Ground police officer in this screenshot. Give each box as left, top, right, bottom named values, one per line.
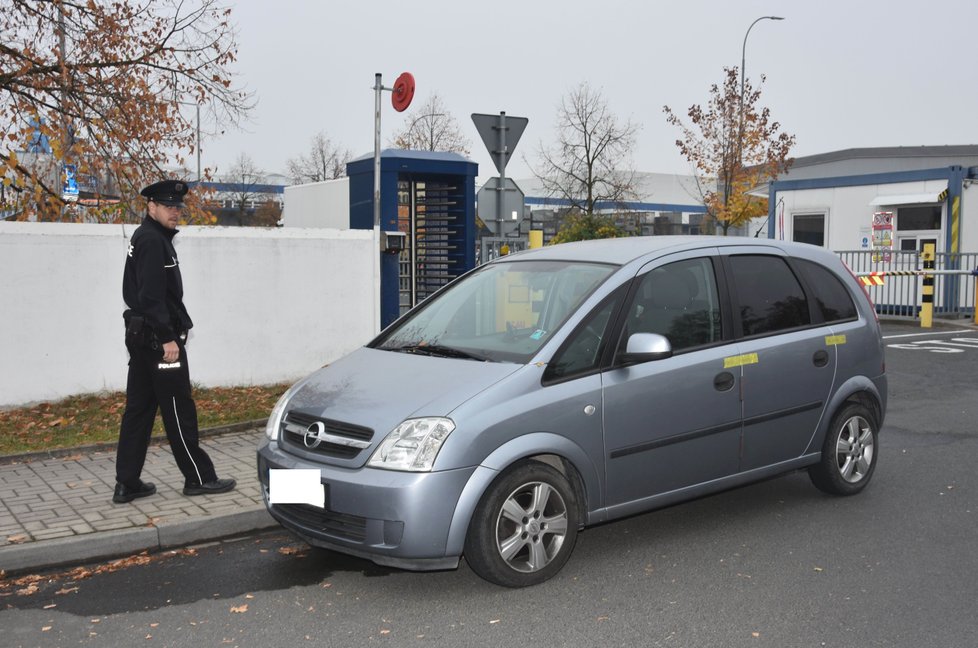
left=114, top=179, right=236, bottom=504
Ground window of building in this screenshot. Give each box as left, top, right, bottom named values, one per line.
left=728, top=255, right=811, bottom=336
left=897, top=205, right=941, bottom=231
left=792, top=213, right=826, bottom=247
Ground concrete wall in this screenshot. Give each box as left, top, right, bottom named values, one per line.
left=0, top=222, right=378, bottom=407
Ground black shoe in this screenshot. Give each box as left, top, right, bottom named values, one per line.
left=183, top=477, right=236, bottom=496
left=113, top=480, right=156, bottom=504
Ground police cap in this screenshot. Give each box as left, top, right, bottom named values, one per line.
left=140, top=179, right=188, bottom=206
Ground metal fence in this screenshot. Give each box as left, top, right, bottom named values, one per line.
left=837, top=250, right=978, bottom=320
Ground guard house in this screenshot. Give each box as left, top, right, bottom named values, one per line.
left=348, top=150, right=478, bottom=328
left=764, top=145, right=978, bottom=316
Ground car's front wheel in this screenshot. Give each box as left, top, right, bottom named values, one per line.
left=464, top=461, right=579, bottom=587
left=809, top=403, right=879, bottom=496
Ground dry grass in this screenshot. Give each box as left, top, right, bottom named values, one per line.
left=0, top=384, right=290, bottom=456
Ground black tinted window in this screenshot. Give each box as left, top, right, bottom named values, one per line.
left=794, top=259, right=857, bottom=323
left=729, top=255, right=810, bottom=336
left=622, top=257, right=722, bottom=352
left=546, top=291, right=622, bottom=382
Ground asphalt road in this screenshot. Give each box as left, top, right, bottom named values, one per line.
left=2, top=321, right=977, bottom=648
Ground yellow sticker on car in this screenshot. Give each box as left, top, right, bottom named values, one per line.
left=825, top=335, right=847, bottom=346
left=723, top=353, right=759, bottom=369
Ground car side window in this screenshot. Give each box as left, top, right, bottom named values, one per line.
left=621, top=257, right=723, bottom=353
left=794, top=259, right=857, bottom=323
left=729, top=255, right=811, bottom=336
left=545, top=291, right=622, bottom=382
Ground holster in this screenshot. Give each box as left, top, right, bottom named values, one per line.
left=125, top=315, right=158, bottom=349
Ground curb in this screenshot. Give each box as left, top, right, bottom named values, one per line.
left=0, top=506, right=279, bottom=575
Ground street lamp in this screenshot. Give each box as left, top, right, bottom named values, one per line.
left=175, top=100, right=201, bottom=182
left=738, top=16, right=784, bottom=162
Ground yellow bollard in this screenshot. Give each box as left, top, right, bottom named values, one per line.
left=920, top=243, right=935, bottom=328
left=529, top=230, right=543, bottom=249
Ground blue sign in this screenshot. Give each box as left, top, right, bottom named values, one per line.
left=62, top=164, right=79, bottom=201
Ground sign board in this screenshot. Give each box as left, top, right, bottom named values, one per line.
left=62, top=164, right=79, bottom=202
left=472, top=113, right=528, bottom=175
left=478, top=177, right=524, bottom=236
left=871, top=211, right=893, bottom=263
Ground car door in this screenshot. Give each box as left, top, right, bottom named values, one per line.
left=721, top=249, right=837, bottom=472
left=601, top=252, right=743, bottom=512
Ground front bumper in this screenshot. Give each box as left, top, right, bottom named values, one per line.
left=257, top=438, right=476, bottom=571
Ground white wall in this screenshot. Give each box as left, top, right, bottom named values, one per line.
left=776, top=179, right=952, bottom=251
left=0, top=222, right=378, bottom=407
left=282, top=178, right=350, bottom=228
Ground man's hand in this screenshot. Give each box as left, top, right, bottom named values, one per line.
left=162, top=341, right=180, bottom=363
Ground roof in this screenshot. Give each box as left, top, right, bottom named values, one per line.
left=496, top=235, right=826, bottom=266
left=791, top=145, right=978, bottom=168
left=349, top=149, right=475, bottom=164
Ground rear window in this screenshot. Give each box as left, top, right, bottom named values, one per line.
left=729, top=255, right=811, bottom=336
left=794, top=259, right=857, bottom=323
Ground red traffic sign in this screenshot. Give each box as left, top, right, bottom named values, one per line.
left=391, top=72, right=415, bottom=112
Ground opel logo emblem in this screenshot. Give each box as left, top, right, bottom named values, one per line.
left=304, top=421, right=325, bottom=448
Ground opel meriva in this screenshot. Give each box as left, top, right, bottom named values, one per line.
left=258, top=236, right=887, bottom=587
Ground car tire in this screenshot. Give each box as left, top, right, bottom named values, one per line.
left=464, top=461, right=579, bottom=588
left=809, top=403, right=879, bottom=496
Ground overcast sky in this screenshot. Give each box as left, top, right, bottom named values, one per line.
left=200, top=0, right=978, bottom=184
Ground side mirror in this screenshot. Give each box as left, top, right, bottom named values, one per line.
left=620, top=333, right=673, bottom=365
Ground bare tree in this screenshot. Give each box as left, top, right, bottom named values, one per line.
left=532, top=83, right=640, bottom=217
left=286, top=131, right=352, bottom=184
left=222, top=153, right=265, bottom=225
left=664, top=67, right=794, bottom=235
left=390, top=93, right=470, bottom=155
left=0, top=0, right=253, bottom=222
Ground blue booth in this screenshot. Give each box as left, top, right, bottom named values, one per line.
left=348, top=150, right=478, bottom=328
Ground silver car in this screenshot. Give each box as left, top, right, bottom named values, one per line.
left=258, top=236, right=887, bottom=587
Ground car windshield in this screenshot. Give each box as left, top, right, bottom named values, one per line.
left=372, top=260, right=616, bottom=363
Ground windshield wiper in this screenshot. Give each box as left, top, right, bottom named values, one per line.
left=393, top=344, right=492, bottom=362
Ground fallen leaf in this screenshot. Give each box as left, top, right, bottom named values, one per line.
left=150, top=623, right=159, bottom=628
left=230, top=604, right=248, bottom=613
left=6, top=534, right=29, bottom=544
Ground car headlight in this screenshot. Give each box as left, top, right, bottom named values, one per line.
left=367, top=417, right=455, bottom=472
left=265, top=379, right=309, bottom=441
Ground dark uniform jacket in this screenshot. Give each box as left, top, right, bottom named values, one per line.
left=123, top=216, right=193, bottom=344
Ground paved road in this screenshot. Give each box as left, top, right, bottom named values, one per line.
left=2, top=321, right=976, bottom=648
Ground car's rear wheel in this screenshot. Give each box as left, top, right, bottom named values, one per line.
left=809, top=403, right=878, bottom=495
left=464, top=461, right=579, bottom=588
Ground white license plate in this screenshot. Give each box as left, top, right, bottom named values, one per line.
left=268, top=469, right=325, bottom=508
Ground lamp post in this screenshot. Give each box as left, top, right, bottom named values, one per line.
left=175, top=100, right=202, bottom=182
left=738, top=16, right=784, bottom=164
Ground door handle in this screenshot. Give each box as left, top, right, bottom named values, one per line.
left=714, top=371, right=736, bottom=392
left=813, top=350, right=829, bottom=367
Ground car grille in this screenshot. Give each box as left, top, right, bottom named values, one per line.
left=272, top=504, right=368, bottom=543
left=281, top=411, right=374, bottom=459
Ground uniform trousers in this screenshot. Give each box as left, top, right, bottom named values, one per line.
left=116, top=336, right=217, bottom=488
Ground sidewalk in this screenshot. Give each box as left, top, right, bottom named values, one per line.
left=0, top=427, right=278, bottom=575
